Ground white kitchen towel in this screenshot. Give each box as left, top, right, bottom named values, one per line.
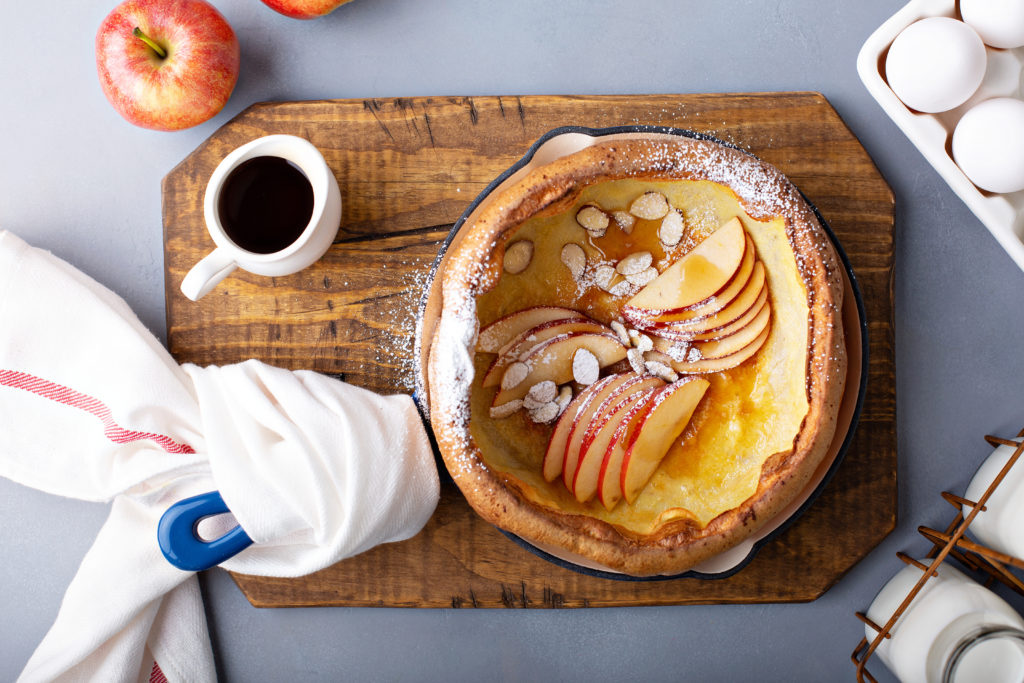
left=0, top=231, right=440, bottom=682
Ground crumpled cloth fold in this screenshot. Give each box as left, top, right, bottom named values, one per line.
left=0, top=231, right=439, bottom=682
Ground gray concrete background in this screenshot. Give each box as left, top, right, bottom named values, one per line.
left=3, top=1, right=1024, bottom=681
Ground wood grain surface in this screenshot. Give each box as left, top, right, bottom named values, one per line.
left=162, top=93, right=895, bottom=607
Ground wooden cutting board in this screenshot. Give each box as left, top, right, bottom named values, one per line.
left=162, top=93, right=895, bottom=607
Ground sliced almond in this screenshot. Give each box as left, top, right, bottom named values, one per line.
left=616, top=251, right=653, bottom=276
left=662, top=341, right=690, bottom=363
left=610, top=320, right=630, bottom=346
left=560, top=243, right=586, bottom=281
left=592, top=264, right=616, bottom=290
left=629, top=191, right=669, bottom=220
left=526, top=380, right=558, bottom=404
left=576, top=205, right=610, bottom=234
left=659, top=209, right=684, bottom=247
left=572, top=348, right=600, bottom=386
left=643, top=350, right=676, bottom=366
left=625, top=267, right=658, bottom=287
left=607, top=280, right=633, bottom=297
left=529, top=401, right=560, bottom=424
left=645, top=360, right=679, bottom=383
left=501, top=361, right=530, bottom=390
left=555, top=386, right=573, bottom=415
left=489, top=399, right=523, bottom=419
left=628, top=329, right=654, bottom=353
left=523, top=394, right=544, bottom=411
left=504, top=240, right=534, bottom=274
left=612, top=210, right=635, bottom=234
left=626, top=348, right=646, bottom=375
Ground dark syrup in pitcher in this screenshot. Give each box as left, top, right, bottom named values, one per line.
left=217, top=156, right=315, bottom=254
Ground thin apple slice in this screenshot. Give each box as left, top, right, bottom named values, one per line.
left=541, top=375, right=617, bottom=482
left=573, top=378, right=667, bottom=497
left=636, top=262, right=766, bottom=341
left=597, top=390, right=662, bottom=510
left=561, top=373, right=643, bottom=489
left=491, top=333, right=628, bottom=407
left=481, top=319, right=609, bottom=387
left=689, top=287, right=769, bottom=342
left=495, top=317, right=604, bottom=357
left=688, top=302, right=770, bottom=360
left=621, top=378, right=711, bottom=504
left=651, top=289, right=768, bottom=357
left=670, top=324, right=771, bottom=375
left=621, top=233, right=753, bottom=324
left=477, top=306, right=584, bottom=353
left=650, top=234, right=755, bottom=323
left=579, top=376, right=663, bottom=450
left=624, top=217, right=746, bottom=313
left=572, top=387, right=661, bottom=503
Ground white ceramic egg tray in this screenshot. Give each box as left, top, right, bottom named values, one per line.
left=858, top=0, right=1024, bottom=271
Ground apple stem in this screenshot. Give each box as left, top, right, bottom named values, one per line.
left=132, top=27, right=167, bottom=59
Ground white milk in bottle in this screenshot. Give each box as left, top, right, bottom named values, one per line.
left=865, top=561, right=1024, bottom=682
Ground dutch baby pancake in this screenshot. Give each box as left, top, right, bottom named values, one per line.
left=424, top=133, right=846, bottom=576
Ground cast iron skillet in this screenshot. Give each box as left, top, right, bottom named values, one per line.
left=413, top=124, right=869, bottom=582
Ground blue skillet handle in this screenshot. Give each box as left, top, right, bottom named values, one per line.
left=158, top=490, right=253, bottom=572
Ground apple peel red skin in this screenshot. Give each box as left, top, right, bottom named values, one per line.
left=96, top=0, right=239, bottom=131
left=260, top=0, right=353, bottom=19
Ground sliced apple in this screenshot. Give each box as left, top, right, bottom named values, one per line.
left=495, top=317, right=605, bottom=357
left=689, top=301, right=770, bottom=360
left=561, top=373, right=642, bottom=489
left=651, top=290, right=767, bottom=357
left=572, top=376, right=664, bottom=494
left=621, top=378, right=711, bottom=504
left=579, top=376, right=662, bottom=446
left=491, top=332, right=628, bottom=406
left=574, top=384, right=662, bottom=503
left=597, top=389, right=662, bottom=510
left=477, top=306, right=584, bottom=353
left=481, top=318, right=609, bottom=387
left=689, top=287, right=769, bottom=342
left=670, top=324, right=771, bottom=375
left=637, top=261, right=766, bottom=341
left=624, top=217, right=746, bottom=313
left=541, top=375, right=617, bottom=482
left=622, top=234, right=753, bottom=325
left=651, top=234, right=755, bottom=322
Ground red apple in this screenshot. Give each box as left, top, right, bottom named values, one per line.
left=260, top=0, right=354, bottom=19
left=96, top=0, right=240, bottom=131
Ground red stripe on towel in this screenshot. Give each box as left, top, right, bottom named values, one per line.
left=150, top=661, right=169, bottom=683
left=0, top=369, right=196, bottom=454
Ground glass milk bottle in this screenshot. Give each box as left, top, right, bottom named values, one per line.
left=865, top=560, right=1024, bottom=682
left=962, top=443, right=1024, bottom=559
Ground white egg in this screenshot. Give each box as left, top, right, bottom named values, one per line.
left=952, top=97, right=1024, bottom=194
left=961, top=0, right=1024, bottom=49
left=885, top=17, right=987, bottom=113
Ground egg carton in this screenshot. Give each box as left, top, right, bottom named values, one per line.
left=857, top=0, right=1024, bottom=272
